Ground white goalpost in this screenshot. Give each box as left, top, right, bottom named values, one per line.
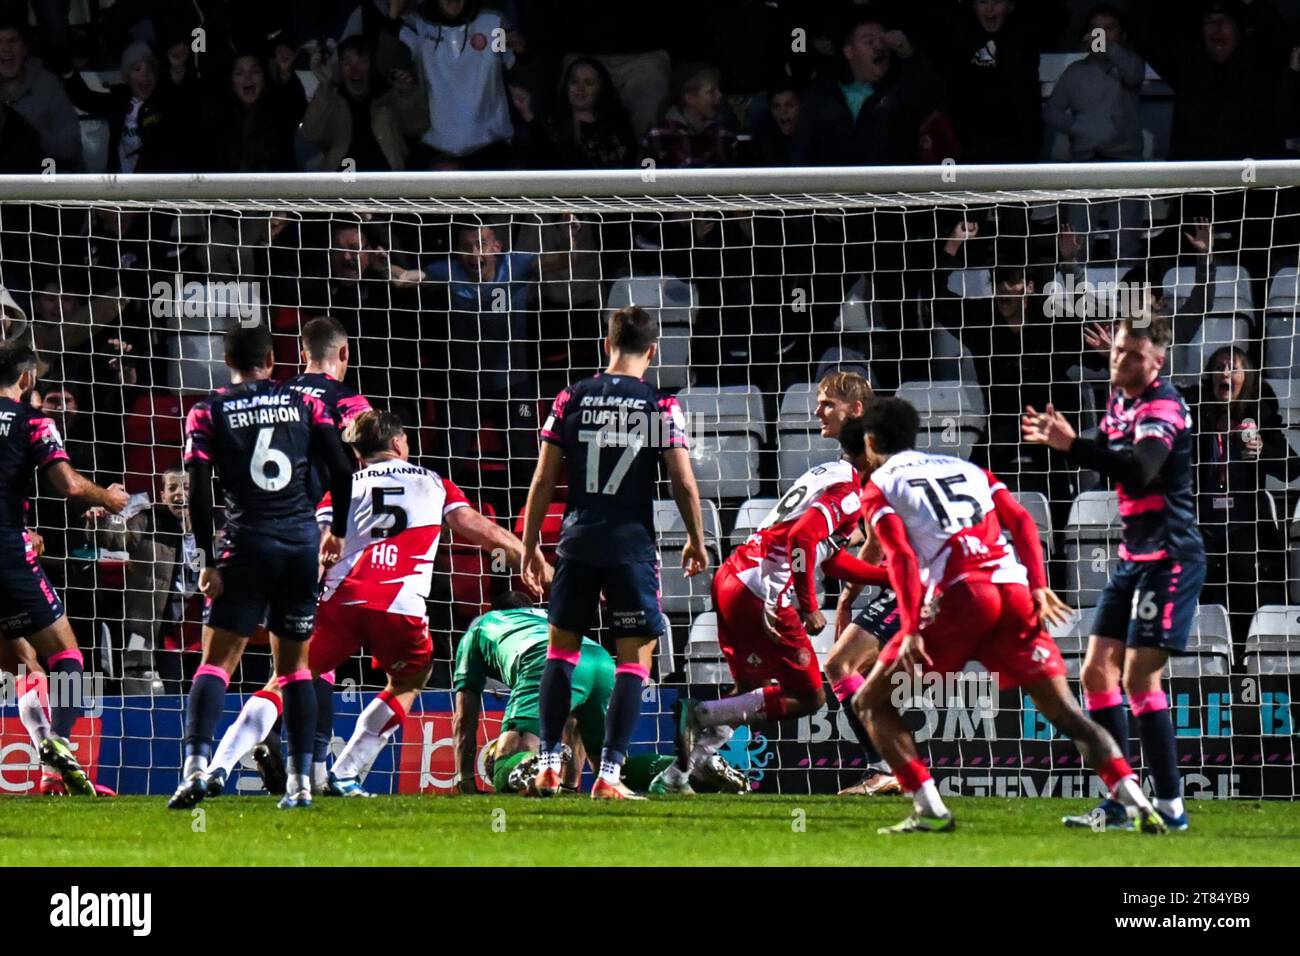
left=0, top=162, right=1296, bottom=798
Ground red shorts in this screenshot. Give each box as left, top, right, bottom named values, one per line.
left=712, top=558, right=822, bottom=698
left=309, top=600, right=433, bottom=678
left=877, top=578, right=1066, bottom=690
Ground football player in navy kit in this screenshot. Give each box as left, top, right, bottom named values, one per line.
left=0, top=341, right=128, bottom=795
left=1024, top=313, right=1205, bottom=831
left=169, top=324, right=353, bottom=810
left=521, top=306, right=708, bottom=799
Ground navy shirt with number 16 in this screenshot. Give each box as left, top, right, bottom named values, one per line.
left=540, top=372, right=689, bottom=565
left=184, top=379, right=337, bottom=541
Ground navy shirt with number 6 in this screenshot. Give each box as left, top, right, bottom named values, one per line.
left=184, top=379, right=338, bottom=541
left=540, top=372, right=689, bottom=565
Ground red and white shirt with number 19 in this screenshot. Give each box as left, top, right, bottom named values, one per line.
left=314, top=460, right=469, bottom=620
left=732, top=460, right=863, bottom=609
left=859, top=450, right=1027, bottom=592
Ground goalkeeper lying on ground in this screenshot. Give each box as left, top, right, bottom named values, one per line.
left=453, top=591, right=747, bottom=795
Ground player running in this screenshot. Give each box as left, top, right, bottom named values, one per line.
left=307, top=410, right=551, bottom=796
left=848, top=399, right=1166, bottom=834
left=653, top=419, right=892, bottom=795
left=201, top=316, right=373, bottom=796
left=809, top=370, right=902, bottom=796
left=521, top=305, right=709, bottom=800
left=0, top=341, right=128, bottom=796
left=169, top=324, right=353, bottom=811
left=453, top=591, right=746, bottom=795
left=1023, top=313, right=1204, bottom=832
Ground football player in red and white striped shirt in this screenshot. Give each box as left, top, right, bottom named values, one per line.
left=320, top=410, right=552, bottom=795
left=845, top=399, right=1167, bottom=834
left=655, top=431, right=891, bottom=793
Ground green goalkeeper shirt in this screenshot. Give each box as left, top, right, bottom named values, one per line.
left=453, top=607, right=602, bottom=693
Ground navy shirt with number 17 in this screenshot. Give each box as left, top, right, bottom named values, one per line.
left=540, top=372, right=689, bottom=565
left=184, top=379, right=337, bottom=541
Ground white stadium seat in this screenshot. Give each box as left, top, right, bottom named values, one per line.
left=1169, top=605, right=1232, bottom=678
left=1062, top=491, right=1121, bottom=608
left=675, top=386, right=766, bottom=501
left=1245, top=606, right=1300, bottom=675
left=606, top=275, right=698, bottom=391
left=685, top=612, right=729, bottom=684
left=730, top=497, right=777, bottom=552
left=655, top=499, right=723, bottom=616
left=893, top=380, right=987, bottom=461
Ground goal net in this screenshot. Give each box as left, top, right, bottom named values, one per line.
left=0, top=164, right=1295, bottom=799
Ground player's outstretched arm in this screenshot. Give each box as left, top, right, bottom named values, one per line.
left=520, top=443, right=564, bottom=593
left=444, top=505, right=550, bottom=593
left=1023, top=403, right=1172, bottom=489
left=663, top=447, right=708, bottom=577
left=451, top=690, right=482, bottom=794
left=870, top=512, right=926, bottom=641
left=44, top=461, right=128, bottom=514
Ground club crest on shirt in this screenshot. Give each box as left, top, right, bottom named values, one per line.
left=470, top=32, right=488, bottom=51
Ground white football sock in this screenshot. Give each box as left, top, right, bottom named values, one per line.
left=598, top=757, right=623, bottom=786
left=1113, top=777, right=1150, bottom=811
left=912, top=779, right=949, bottom=818
left=209, top=694, right=279, bottom=778
left=332, top=696, right=397, bottom=780
left=1154, top=797, right=1185, bottom=818
left=17, top=686, right=51, bottom=747
left=286, top=771, right=311, bottom=796
left=660, top=762, right=690, bottom=786
left=696, top=690, right=766, bottom=727
left=684, top=724, right=733, bottom=773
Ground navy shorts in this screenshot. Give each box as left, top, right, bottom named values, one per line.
left=205, top=526, right=319, bottom=639
left=549, top=557, right=666, bottom=639
left=851, top=588, right=902, bottom=644
left=1091, top=559, right=1207, bottom=653
left=0, top=532, right=65, bottom=639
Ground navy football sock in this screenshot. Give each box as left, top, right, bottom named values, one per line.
left=313, top=676, right=334, bottom=763
left=184, top=668, right=230, bottom=761
left=538, top=654, right=577, bottom=752
left=47, top=653, right=84, bottom=739
left=1137, top=707, right=1181, bottom=802
left=601, top=667, right=647, bottom=770
left=281, top=675, right=317, bottom=779
left=1089, top=704, right=1131, bottom=763
left=840, top=698, right=883, bottom=765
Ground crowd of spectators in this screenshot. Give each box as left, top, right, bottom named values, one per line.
left=4, top=0, right=1300, bottom=686
left=3, top=1, right=1300, bottom=175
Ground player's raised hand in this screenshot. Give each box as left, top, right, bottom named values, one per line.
left=319, top=529, right=343, bottom=567
left=520, top=545, right=548, bottom=595
left=1033, top=587, right=1073, bottom=629
left=1021, top=404, right=1075, bottom=452
left=199, top=567, right=224, bottom=600
left=681, top=538, right=709, bottom=577
left=103, top=483, right=129, bottom=514
left=897, top=632, right=932, bottom=674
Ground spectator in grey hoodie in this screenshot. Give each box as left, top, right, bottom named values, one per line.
left=1045, top=5, right=1147, bottom=259
left=1044, top=5, right=1145, bottom=162
left=0, top=17, right=82, bottom=171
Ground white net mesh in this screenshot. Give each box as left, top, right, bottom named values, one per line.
left=0, top=169, right=1296, bottom=798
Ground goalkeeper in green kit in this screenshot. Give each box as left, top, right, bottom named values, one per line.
left=452, top=592, right=746, bottom=795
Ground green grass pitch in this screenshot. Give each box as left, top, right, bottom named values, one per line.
left=3, top=796, right=1300, bottom=866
